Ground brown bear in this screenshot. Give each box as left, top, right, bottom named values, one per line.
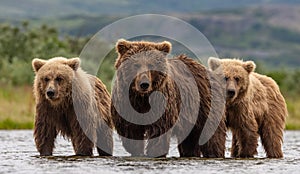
left=208, top=57, right=288, bottom=158
left=32, top=57, right=113, bottom=156
left=111, top=39, right=227, bottom=158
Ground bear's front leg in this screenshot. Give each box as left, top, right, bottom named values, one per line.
left=177, top=126, right=201, bottom=157
left=237, top=117, right=259, bottom=158
left=96, top=124, right=113, bottom=156
left=34, top=114, right=57, bottom=156
left=230, top=130, right=239, bottom=157
left=71, top=133, right=94, bottom=156
left=121, top=135, right=145, bottom=157
left=146, top=132, right=171, bottom=158
left=70, top=122, right=94, bottom=156
left=200, top=120, right=226, bottom=158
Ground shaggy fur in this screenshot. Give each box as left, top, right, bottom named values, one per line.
left=32, top=57, right=113, bottom=156
left=111, top=39, right=226, bottom=158
left=208, top=57, right=288, bottom=158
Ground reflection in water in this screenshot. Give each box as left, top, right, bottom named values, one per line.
left=1, top=130, right=300, bottom=173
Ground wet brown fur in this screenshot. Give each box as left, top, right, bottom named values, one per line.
left=208, top=57, right=288, bottom=158
left=111, top=40, right=226, bottom=157
left=32, top=57, right=113, bottom=156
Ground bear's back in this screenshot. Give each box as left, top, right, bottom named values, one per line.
left=252, top=72, right=288, bottom=118
left=169, top=55, right=226, bottom=122
left=252, top=73, right=281, bottom=97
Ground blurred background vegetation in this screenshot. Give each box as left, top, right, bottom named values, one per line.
left=0, top=0, right=300, bottom=129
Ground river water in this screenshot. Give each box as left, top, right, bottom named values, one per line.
left=1, top=130, right=299, bottom=173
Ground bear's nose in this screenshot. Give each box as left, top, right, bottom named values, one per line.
left=140, top=82, right=150, bottom=90
left=46, top=89, right=55, bottom=98
left=227, top=89, right=236, bottom=98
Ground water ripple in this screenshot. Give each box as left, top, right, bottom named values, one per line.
left=0, top=130, right=300, bottom=173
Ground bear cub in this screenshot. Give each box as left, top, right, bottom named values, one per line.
left=32, top=57, right=113, bottom=156
left=208, top=57, right=287, bottom=158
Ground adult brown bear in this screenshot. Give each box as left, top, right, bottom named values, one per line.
left=111, top=39, right=226, bottom=157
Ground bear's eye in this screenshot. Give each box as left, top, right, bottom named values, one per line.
left=134, top=64, right=141, bottom=69
left=44, top=77, right=50, bottom=82
left=234, top=77, right=240, bottom=82
left=224, top=77, right=229, bottom=81
left=148, top=64, right=154, bottom=69
left=55, top=77, right=63, bottom=82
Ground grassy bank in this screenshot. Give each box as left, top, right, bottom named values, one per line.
left=0, top=85, right=34, bottom=129
left=285, top=99, right=300, bottom=130
left=0, top=85, right=299, bottom=130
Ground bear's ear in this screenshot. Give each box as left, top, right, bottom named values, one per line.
left=32, top=58, right=47, bottom=73
left=243, top=60, right=256, bottom=73
left=208, top=57, right=222, bottom=71
left=155, top=41, right=172, bottom=53
left=67, top=57, right=81, bottom=71
left=116, top=39, right=132, bottom=56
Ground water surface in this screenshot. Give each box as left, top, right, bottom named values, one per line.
left=1, top=130, right=299, bottom=173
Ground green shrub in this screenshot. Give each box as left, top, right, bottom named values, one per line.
left=0, top=21, right=89, bottom=85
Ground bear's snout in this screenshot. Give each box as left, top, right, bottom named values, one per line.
left=227, top=89, right=236, bottom=98
left=140, top=82, right=150, bottom=90
left=136, top=72, right=152, bottom=93
left=46, top=88, right=56, bottom=99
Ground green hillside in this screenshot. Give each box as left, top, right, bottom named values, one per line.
left=14, top=5, right=300, bottom=69
left=183, top=6, right=300, bottom=69
left=1, top=0, right=299, bottom=69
